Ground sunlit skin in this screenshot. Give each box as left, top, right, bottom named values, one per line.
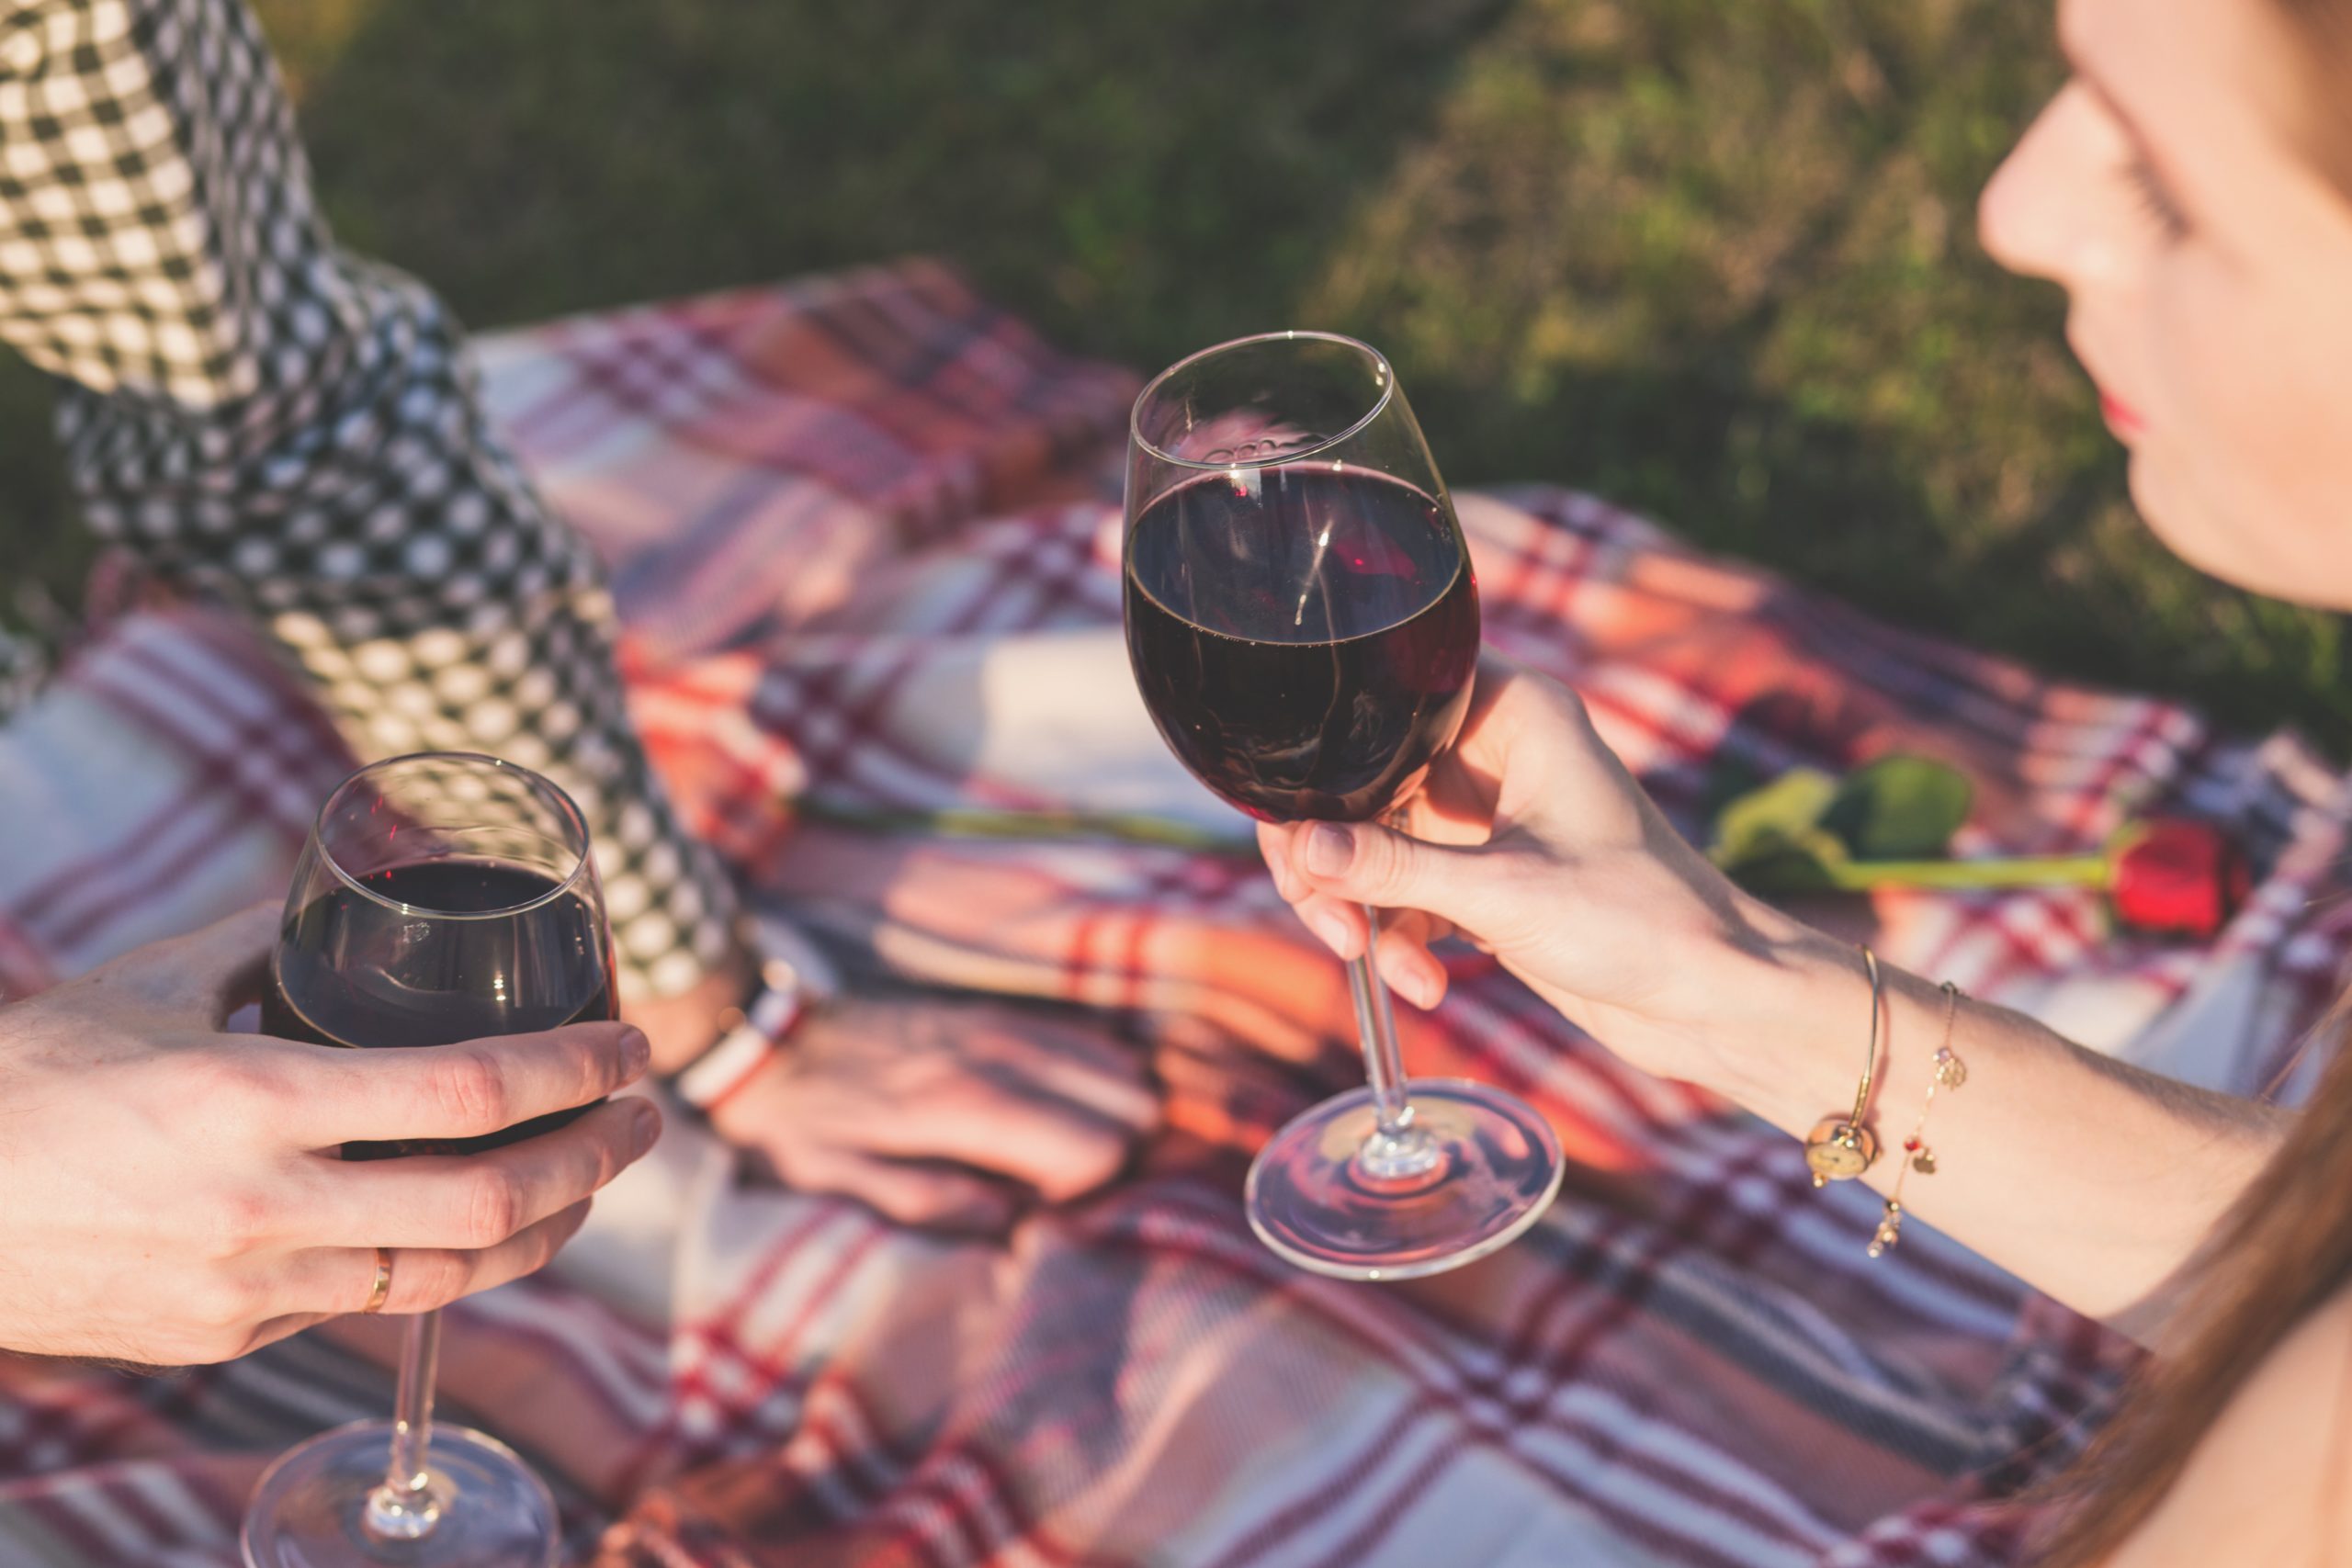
left=1979, top=0, right=2352, bottom=607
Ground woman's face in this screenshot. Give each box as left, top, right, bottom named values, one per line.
left=1979, top=0, right=2352, bottom=607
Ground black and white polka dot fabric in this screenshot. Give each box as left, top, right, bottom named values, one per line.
left=0, top=0, right=738, bottom=997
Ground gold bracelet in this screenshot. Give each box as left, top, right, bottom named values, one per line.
left=1804, top=946, right=1884, bottom=1186
left=1868, top=982, right=1969, bottom=1258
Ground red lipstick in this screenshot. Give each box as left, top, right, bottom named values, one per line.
left=2099, top=391, right=2147, bottom=440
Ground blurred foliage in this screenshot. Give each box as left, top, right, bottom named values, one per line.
left=1, top=0, right=2341, bottom=745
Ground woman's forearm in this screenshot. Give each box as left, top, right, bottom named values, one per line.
left=1268, top=672, right=2289, bottom=1339
left=1714, top=924, right=2287, bottom=1338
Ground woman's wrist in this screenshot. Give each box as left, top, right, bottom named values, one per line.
left=1698, top=910, right=1902, bottom=1136
left=1706, top=918, right=1976, bottom=1155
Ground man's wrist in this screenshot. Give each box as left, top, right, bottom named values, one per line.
left=632, top=943, right=760, bottom=1077
left=660, top=917, right=835, bottom=1111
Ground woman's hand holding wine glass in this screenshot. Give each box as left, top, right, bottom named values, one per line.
left=1255, top=663, right=1853, bottom=1120
left=0, top=903, right=657, bottom=1368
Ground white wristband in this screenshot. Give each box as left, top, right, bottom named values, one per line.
left=669, top=918, right=835, bottom=1111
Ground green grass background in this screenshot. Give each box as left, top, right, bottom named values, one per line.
left=3, top=0, right=2343, bottom=744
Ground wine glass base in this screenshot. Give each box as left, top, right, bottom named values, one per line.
left=1246, top=1078, right=1565, bottom=1281
left=243, top=1421, right=558, bottom=1568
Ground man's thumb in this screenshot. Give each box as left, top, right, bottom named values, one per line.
left=145, top=902, right=281, bottom=1021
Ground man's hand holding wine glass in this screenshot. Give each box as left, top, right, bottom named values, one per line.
left=0, top=905, right=658, bottom=1368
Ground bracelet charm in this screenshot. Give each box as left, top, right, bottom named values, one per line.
left=1804, top=946, right=1886, bottom=1188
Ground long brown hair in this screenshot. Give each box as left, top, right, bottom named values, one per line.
left=2033, top=1012, right=2352, bottom=1562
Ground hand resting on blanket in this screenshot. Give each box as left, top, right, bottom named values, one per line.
left=707, top=998, right=1160, bottom=1231
left=586, top=901, right=1160, bottom=1230
left=1260, top=664, right=2287, bottom=1336
left=0, top=905, right=659, bottom=1365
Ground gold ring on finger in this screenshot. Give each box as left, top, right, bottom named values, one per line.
left=364, top=1247, right=394, bottom=1314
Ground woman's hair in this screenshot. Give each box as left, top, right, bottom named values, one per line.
left=2034, top=1019, right=2352, bottom=1562
left=2273, top=0, right=2352, bottom=198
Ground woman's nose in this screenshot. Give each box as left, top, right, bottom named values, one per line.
left=1979, top=84, right=2110, bottom=288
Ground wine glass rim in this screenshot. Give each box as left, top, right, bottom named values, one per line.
left=310, top=751, right=594, bottom=920
left=1129, top=329, right=1396, bottom=472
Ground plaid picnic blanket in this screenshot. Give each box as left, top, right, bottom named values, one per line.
left=5, top=259, right=2350, bottom=1567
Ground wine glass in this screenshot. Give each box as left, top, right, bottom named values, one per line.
left=1124, top=330, right=1565, bottom=1280
left=243, top=752, right=616, bottom=1568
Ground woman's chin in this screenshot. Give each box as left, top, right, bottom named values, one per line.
left=2128, top=454, right=2221, bottom=573
left=2129, top=455, right=2352, bottom=609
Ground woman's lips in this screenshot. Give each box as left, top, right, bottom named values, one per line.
left=2099, top=390, right=2148, bottom=440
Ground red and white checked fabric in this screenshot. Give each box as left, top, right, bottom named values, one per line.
left=4, top=260, right=2350, bottom=1567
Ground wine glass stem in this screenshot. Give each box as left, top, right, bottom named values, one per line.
left=1347, top=907, right=1441, bottom=1179
left=365, top=1309, right=446, bottom=1541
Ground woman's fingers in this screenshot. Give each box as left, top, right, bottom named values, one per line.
left=1259, top=820, right=1305, bottom=902
left=1286, top=820, right=1516, bottom=943
left=303, top=1098, right=659, bottom=1249
left=1286, top=895, right=1449, bottom=1005
left=1290, top=891, right=1371, bottom=961
left=266, top=1023, right=652, bottom=1147
left=1369, top=910, right=1451, bottom=1009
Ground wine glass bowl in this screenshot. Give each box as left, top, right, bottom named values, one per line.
left=1125, top=333, right=1479, bottom=826
left=1122, top=461, right=1478, bottom=825
left=264, top=752, right=616, bottom=1159
left=1124, top=333, right=1563, bottom=1280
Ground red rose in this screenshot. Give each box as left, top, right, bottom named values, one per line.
left=2109, top=818, right=2252, bottom=939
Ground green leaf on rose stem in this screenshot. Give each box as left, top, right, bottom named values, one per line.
left=1700, top=755, right=1770, bottom=823
left=1819, top=754, right=1974, bottom=861
left=1723, top=826, right=1853, bottom=894
left=1708, top=765, right=1840, bottom=870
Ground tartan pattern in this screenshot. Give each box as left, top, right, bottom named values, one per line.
left=4, top=261, right=2351, bottom=1565
left=0, top=0, right=734, bottom=996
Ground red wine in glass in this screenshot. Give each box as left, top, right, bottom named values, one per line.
left=1124, top=331, right=1563, bottom=1281
left=1125, top=466, right=1479, bottom=824
left=262, top=858, right=616, bottom=1159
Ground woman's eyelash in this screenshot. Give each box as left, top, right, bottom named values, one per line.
left=2124, top=155, right=2189, bottom=238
